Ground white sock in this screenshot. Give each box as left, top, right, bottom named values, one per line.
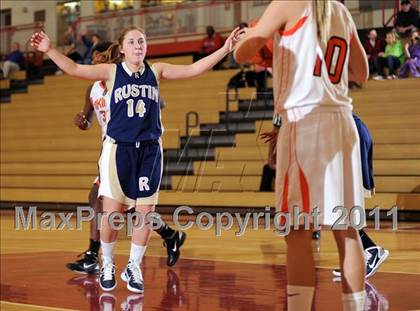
left=129, top=243, right=147, bottom=265
left=101, top=240, right=116, bottom=264
left=342, top=291, right=366, bottom=311
left=287, top=285, right=314, bottom=311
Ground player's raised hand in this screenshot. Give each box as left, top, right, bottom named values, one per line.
left=30, top=31, right=51, bottom=53
left=224, top=27, right=246, bottom=52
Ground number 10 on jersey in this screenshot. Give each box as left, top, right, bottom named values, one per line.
left=313, top=36, right=348, bottom=84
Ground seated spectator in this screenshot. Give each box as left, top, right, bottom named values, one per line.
left=193, top=26, right=224, bottom=69
left=82, top=33, right=101, bottom=64
left=399, top=30, right=420, bottom=78
left=1, top=42, right=24, bottom=79
left=63, top=25, right=83, bottom=63
left=24, top=51, right=43, bottom=79
left=374, top=32, right=405, bottom=80
left=395, top=0, right=420, bottom=38
left=364, top=29, right=385, bottom=78
left=91, top=41, right=112, bottom=59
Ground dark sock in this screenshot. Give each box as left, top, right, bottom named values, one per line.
left=154, top=222, right=176, bottom=239
left=89, top=239, right=101, bottom=254
left=359, top=229, right=376, bottom=250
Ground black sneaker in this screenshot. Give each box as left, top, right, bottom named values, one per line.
left=332, top=246, right=389, bottom=278
left=312, top=230, right=321, bottom=240
left=66, top=251, right=99, bottom=274
left=99, top=261, right=117, bottom=291
left=163, top=231, right=186, bottom=267
left=365, top=246, right=389, bottom=278
left=121, top=260, right=144, bottom=293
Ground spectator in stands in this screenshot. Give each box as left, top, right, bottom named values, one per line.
left=395, top=0, right=420, bottom=38
left=193, top=26, right=225, bottom=69
left=364, top=29, right=385, bottom=78
left=399, top=30, right=420, bottom=77
left=374, top=32, right=405, bottom=80
left=91, top=41, right=113, bottom=60
left=63, top=25, right=83, bottom=62
left=82, top=33, right=101, bottom=64
left=1, top=42, right=24, bottom=79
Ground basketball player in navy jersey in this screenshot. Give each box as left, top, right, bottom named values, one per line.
left=31, top=26, right=243, bottom=293
left=67, top=84, right=186, bottom=274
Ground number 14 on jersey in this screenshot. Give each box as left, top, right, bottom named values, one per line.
left=127, top=99, right=146, bottom=118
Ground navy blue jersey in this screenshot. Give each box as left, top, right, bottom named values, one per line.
left=106, top=61, right=162, bottom=142
left=353, top=113, right=375, bottom=191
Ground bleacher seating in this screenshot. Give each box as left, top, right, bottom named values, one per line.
left=1, top=55, right=419, bottom=212
left=0, top=71, right=27, bottom=103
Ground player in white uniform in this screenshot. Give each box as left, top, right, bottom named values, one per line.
left=235, top=1, right=369, bottom=310
left=65, top=79, right=109, bottom=275
left=66, top=47, right=186, bottom=275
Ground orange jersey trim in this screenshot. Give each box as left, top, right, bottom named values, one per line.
left=278, top=16, right=308, bottom=36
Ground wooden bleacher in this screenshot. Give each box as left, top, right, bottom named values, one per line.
left=1, top=56, right=419, bottom=211
left=0, top=71, right=27, bottom=102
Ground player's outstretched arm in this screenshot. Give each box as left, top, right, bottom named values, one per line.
left=153, top=27, right=244, bottom=80
left=31, top=31, right=111, bottom=81
left=234, top=1, right=291, bottom=64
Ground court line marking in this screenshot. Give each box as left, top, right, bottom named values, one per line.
left=0, top=301, right=77, bottom=311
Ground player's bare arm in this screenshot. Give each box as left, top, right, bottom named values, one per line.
left=31, top=31, right=112, bottom=81
left=153, top=27, right=244, bottom=80
left=234, top=1, right=304, bottom=63
left=347, top=13, right=369, bottom=84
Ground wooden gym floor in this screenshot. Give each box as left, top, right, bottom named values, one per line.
left=1, top=210, right=420, bottom=311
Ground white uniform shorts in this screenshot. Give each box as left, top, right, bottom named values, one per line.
left=275, top=106, right=365, bottom=227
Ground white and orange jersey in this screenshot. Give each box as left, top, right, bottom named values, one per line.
left=90, top=80, right=110, bottom=139
left=273, top=1, right=357, bottom=121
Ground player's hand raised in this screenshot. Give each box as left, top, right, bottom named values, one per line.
left=224, top=27, right=246, bottom=52
left=30, top=31, right=51, bottom=53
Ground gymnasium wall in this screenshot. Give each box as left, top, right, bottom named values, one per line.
left=1, top=1, right=58, bottom=45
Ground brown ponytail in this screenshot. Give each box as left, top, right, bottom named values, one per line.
left=92, top=42, right=119, bottom=64
left=313, top=0, right=331, bottom=48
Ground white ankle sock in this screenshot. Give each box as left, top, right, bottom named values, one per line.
left=101, top=240, right=116, bottom=264
left=342, top=291, right=366, bottom=311
left=287, top=285, right=314, bottom=311
left=129, top=243, right=147, bottom=265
